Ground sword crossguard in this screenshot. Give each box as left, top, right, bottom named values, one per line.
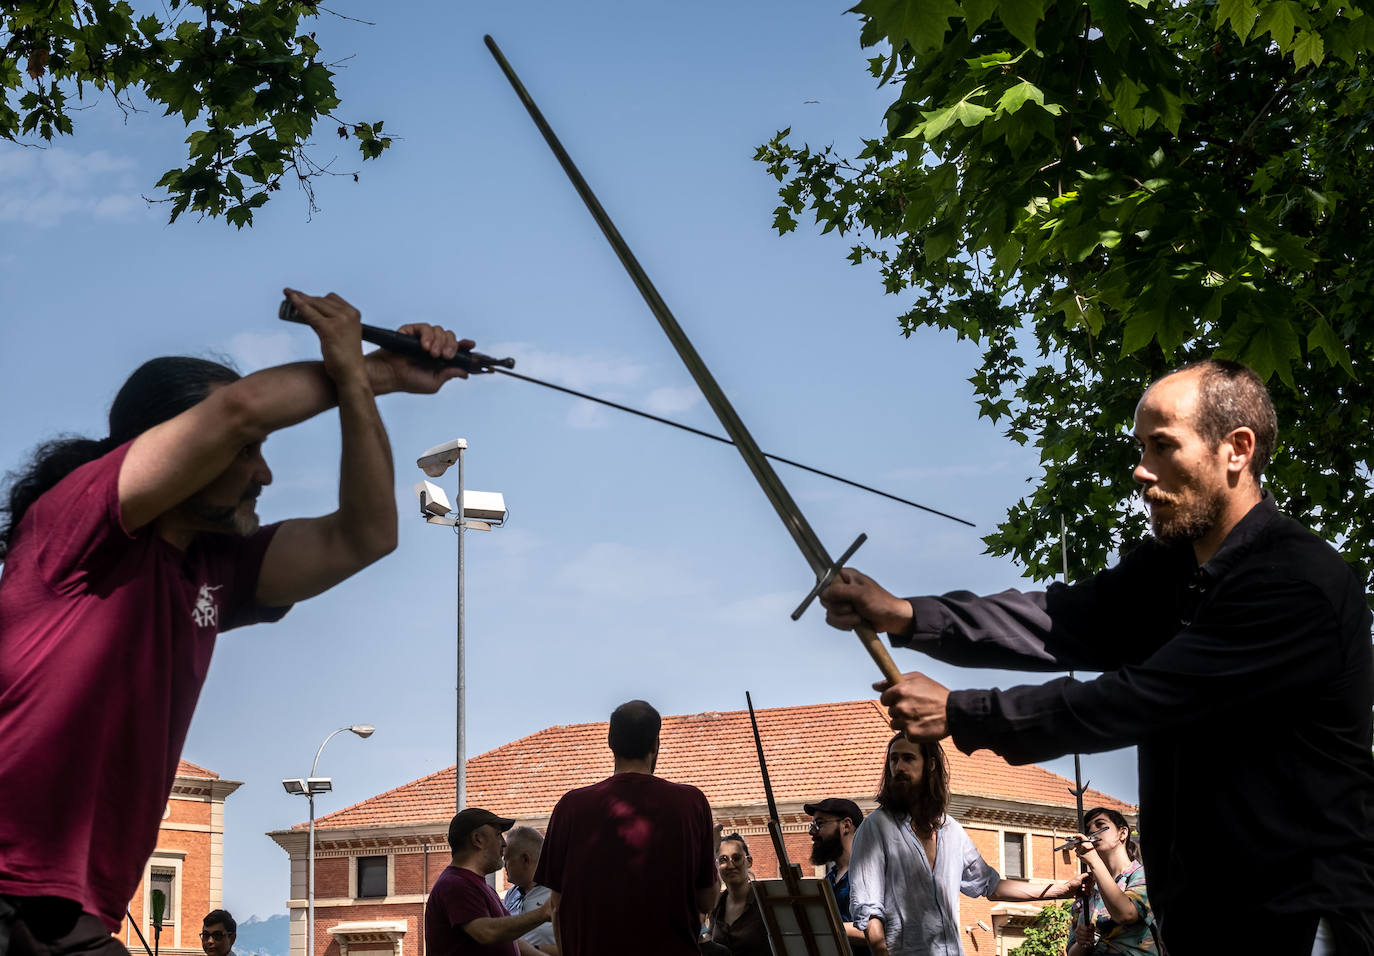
left=791, top=532, right=868, bottom=621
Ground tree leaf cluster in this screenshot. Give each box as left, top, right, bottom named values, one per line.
left=1007, top=900, right=1074, bottom=956
left=2, top=1, right=392, bottom=226
left=756, top=0, right=1374, bottom=589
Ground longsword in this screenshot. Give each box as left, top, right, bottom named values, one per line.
left=485, top=35, right=902, bottom=684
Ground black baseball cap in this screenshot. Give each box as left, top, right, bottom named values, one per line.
left=803, top=798, right=863, bottom=828
left=448, top=808, right=516, bottom=847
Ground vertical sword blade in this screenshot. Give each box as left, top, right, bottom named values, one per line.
left=746, top=692, right=783, bottom=827
left=484, top=35, right=834, bottom=579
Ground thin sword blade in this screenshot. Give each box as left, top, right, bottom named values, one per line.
left=484, top=35, right=833, bottom=580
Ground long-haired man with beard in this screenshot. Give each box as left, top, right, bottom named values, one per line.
left=849, top=735, right=1082, bottom=956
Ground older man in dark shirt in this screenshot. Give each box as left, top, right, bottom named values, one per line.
left=821, top=359, right=1374, bottom=954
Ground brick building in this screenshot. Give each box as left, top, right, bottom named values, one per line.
left=119, top=760, right=243, bottom=956
left=269, top=700, right=1133, bottom=956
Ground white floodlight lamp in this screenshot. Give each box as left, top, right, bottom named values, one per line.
left=281, top=778, right=307, bottom=795
left=305, top=777, right=333, bottom=794
left=460, top=490, right=508, bottom=526
left=414, top=480, right=453, bottom=518
left=416, top=439, right=467, bottom=478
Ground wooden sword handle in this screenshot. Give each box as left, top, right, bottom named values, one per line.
left=857, top=623, right=904, bottom=684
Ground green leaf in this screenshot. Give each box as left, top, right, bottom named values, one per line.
left=1000, top=0, right=1050, bottom=50
left=962, top=0, right=998, bottom=33
left=1307, top=316, right=1355, bottom=376
left=1291, top=29, right=1324, bottom=67
left=918, top=97, right=992, bottom=139
left=1216, top=0, right=1259, bottom=40
left=1088, top=0, right=1133, bottom=50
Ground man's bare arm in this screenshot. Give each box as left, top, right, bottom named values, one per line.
left=462, top=899, right=551, bottom=946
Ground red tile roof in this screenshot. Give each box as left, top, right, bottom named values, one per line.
left=177, top=759, right=218, bottom=779
left=307, top=700, right=1132, bottom=831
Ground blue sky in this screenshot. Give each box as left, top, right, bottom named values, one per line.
left=0, top=0, right=1139, bottom=919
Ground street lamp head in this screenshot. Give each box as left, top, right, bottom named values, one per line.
left=350, top=724, right=375, bottom=739
left=282, top=778, right=307, bottom=795
left=417, top=439, right=467, bottom=478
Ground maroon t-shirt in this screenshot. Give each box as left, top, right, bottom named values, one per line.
left=535, top=772, right=716, bottom=956
left=425, top=866, right=517, bottom=956
left=0, top=442, right=287, bottom=928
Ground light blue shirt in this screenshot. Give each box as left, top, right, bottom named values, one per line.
left=503, top=882, right=555, bottom=949
left=849, top=809, right=1000, bottom=956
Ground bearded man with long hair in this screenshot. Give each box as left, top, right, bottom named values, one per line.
left=849, top=734, right=1083, bottom=956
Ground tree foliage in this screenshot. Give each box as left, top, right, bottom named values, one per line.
left=757, top=0, right=1374, bottom=587
left=2, top=0, right=392, bottom=226
left=1008, top=900, right=1074, bottom=956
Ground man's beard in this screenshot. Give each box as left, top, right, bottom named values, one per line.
left=1144, top=480, right=1224, bottom=544
left=810, top=831, right=843, bottom=866
left=877, top=775, right=920, bottom=813
left=187, top=486, right=261, bottom=536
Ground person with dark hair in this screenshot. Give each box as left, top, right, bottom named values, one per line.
left=804, top=798, right=866, bottom=953
left=707, top=834, right=767, bottom=956
left=849, top=735, right=1083, bottom=956
left=1067, top=807, right=1155, bottom=956
left=426, top=809, right=550, bottom=956
left=607, top=698, right=662, bottom=762
left=199, top=910, right=236, bottom=956
left=0, top=289, right=473, bottom=956
left=821, top=358, right=1374, bottom=954
left=535, top=700, right=719, bottom=956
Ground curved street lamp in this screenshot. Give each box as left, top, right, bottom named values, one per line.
left=282, top=724, right=374, bottom=956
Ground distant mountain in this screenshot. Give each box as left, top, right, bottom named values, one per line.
left=234, top=914, right=288, bottom=956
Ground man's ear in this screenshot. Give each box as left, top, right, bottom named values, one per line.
left=1225, top=427, right=1256, bottom=477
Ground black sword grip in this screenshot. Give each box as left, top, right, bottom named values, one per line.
left=277, top=300, right=515, bottom=373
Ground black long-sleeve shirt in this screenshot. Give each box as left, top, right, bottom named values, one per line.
left=896, top=496, right=1374, bottom=930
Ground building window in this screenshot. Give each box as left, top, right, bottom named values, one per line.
left=357, top=856, right=387, bottom=899
left=150, top=867, right=176, bottom=925
left=1003, top=832, right=1026, bottom=879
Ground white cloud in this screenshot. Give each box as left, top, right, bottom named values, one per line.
left=643, top=385, right=701, bottom=415
left=225, top=330, right=300, bottom=371
left=487, top=341, right=648, bottom=392
left=551, top=541, right=706, bottom=602
left=0, top=145, right=143, bottom=227
left=565, top=401, right=612, bottom=430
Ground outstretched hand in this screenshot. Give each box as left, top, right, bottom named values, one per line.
left=819, top=569, right=913, bottom=634
left=873, top=671, right=951, bottom=741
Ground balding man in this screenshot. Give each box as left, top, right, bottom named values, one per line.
left=821, top=360, right=1374, bottom=954
left=502, top=827, right=556, bottom=954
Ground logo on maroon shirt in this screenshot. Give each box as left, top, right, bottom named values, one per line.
left=192, top=583, right=223, bottom=628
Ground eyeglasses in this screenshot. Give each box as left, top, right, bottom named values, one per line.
left=808, top=817, right=842, bottom=833
left=199, top=933, right=229, bottom=942
left=717, top=853, right=747, bottom=866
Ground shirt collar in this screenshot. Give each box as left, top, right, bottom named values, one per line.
left=1196, top=492, right=1276, bottom=582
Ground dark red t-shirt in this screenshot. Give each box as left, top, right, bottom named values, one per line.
left=535, top=772, right=716, bottom=956
left=0, top=442, right=287, bottom=928
left=424, top=866, right=517, bottom=956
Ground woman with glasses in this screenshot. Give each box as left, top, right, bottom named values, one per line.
left=708, top=834, right=770, bottom=955
left=1067, top=807, right=1157, bottom=956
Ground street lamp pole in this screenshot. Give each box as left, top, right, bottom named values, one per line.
left=455, top=440, right=467, bottom=812
left=283, top=724, right=373, bottom=956
left=414, top=439, right=507, bottom=817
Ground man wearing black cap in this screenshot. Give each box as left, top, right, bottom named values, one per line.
left=425, top=809, right=551, bottom=956
left=804, top=799, right=867, bottom=953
